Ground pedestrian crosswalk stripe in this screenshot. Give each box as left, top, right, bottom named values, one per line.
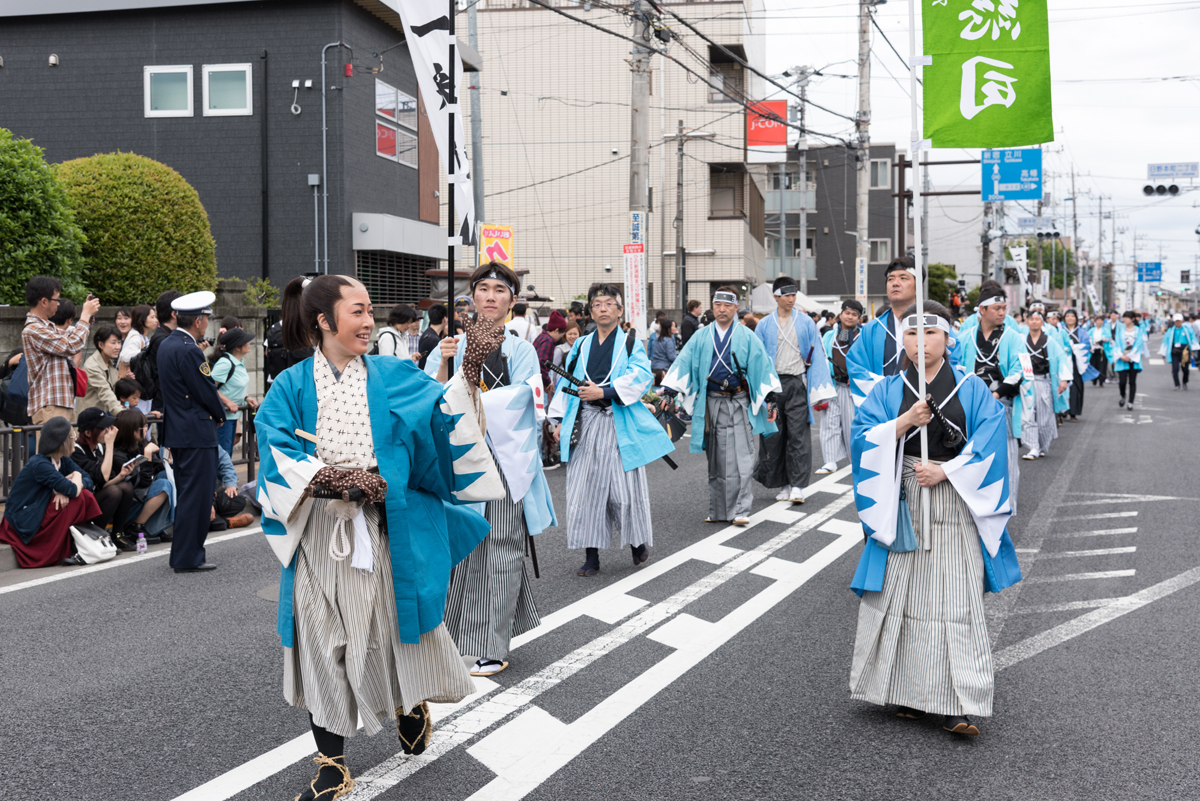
left=1025, top=569, right=1136, bottom=583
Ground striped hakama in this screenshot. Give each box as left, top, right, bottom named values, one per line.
left=566, top=402, right=652, bottom=549
left=1023, top=374, right=1058, bottom=454
left=443, top=469, right=540, bottom=661
left=284, top=499, right=475, bottom=738
left=819, top=381, right=854, bottom=466
left=706, top=391, right=756, bottom=521
left=1001, top=398, right=1019, bottom=516
left=850, top=457, right=994, bottom=717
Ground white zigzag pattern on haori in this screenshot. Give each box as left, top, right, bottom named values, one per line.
left=613, top=372, right=649, bottom=406
left=750, top=374, right=783, bottom=415
left=855, top=420, right=899, bottom=546
left=440, top=374, right=506, bottom=503
left=853, top=374, right=882, bottom=405
left=940, top=438, right=1010, bottom=558
left=662, top=364, right=695, bottom=413
left=260, top=444, right=323, bottom=566
left=809, top=379, right=837, bottom=404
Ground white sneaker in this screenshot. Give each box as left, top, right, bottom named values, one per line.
left=788, top=487, right=806, bottom=503
left=815, top=462, right=837, bottom=475
left=775, top=487, right=792, bottom=501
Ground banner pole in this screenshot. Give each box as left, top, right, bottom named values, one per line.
left=907, top=0, right=931, bottom=546
left=447, top=0, right=458, bottom=336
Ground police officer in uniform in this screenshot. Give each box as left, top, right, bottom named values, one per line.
left=158, top=291, right=225, bottom=573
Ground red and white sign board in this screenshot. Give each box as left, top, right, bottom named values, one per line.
left=623, top=243, right=647, bottom=339
left=479, top=224, right=514, bottom=267
left=747, top=101, right=788, bottom=164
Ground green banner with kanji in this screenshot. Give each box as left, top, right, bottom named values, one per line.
left=923, top=0, right=1054, bottom=148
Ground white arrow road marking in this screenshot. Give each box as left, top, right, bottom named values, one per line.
left=344, top=493, right=858, bottom=801
left=996, top=565, right=1200, bottom=671
left=1025, top=569, right=1136, bottom=583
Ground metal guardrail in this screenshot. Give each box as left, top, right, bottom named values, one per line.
left=0, top=405, right=258, bottom=504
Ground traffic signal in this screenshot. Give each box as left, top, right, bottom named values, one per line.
left=1143, top=184, right=1180, bottom=196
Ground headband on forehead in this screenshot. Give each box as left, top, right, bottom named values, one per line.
left=472, top=267, right=516, bottom=295
left=901, top=313, right=952, bottom=335
left=713, top=291, right=739, bottom=305
left=773, top=283, right=798, bottom=297
left=977, top=294, right=1005, bottom=308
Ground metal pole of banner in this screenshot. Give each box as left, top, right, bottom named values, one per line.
left=907, top=0, right=930, bottom=545
left=447, top=0, right=458, bottom=336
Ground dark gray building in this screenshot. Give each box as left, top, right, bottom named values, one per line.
left=764, top=143, right=899, bottom=306
left=0, top=0, right=479, bottom=305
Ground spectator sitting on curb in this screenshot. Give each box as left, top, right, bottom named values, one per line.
left=78, top=326, right=124, bottom=416
left=118, top=304, right=158, bottom=383
left=72, top=407, right=139, bottom=550
left=22, top=276, right=100, bottom=424
left=112, top=409, right=175, bottom=544
left=210, top=446, right=254, bottom=531
left=115, top=307, right=133, bottom=340
left=0, top=417, right=102, bottom=567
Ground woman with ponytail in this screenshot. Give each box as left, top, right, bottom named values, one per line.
left=254, top=274, right=501, bottom=801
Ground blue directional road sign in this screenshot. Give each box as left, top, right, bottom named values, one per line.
left=982, top=148, right=1043, bottom=202
left=1137, top=262, right=1162, bottom=283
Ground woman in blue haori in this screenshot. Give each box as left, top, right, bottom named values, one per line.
left=1112, top=310, right=1146, bottom=409
left=1061, top=309, right=1098, bottom=420
left=256, top=275, right=501, bottom=801
left=425, top=261, right=557, bottom=677
left=1019, top=311, right=1071, bottom=460
left=849, top=300, right=1021, bottom=737
left=1160, top=312, right=1197, bottom=390
left=816, top=299, right=863, bottom=474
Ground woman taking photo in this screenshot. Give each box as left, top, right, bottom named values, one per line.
left=255, top=274, right=500, bottom=801
left=112, top=409, right=175, bottom=543
left=849, top=300, right=1021, bottom=737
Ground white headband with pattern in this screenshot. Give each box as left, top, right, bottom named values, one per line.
left=713, top=291, right=739, bottom=305
left=977, top=294, right=1005, bottom=308
left=472, top=267, right=516, bottom=295
left=901, top=313, right=953, bottom=335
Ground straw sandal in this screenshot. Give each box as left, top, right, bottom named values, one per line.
left=294, top=753, right=353, bottom=801
left=397, top=701, right=433, bottom=756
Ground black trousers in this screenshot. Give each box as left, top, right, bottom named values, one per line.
left=1089, top=350, right=1107, bottom=385
left=752, top=374, right=811, bottom=489
left=1117, top=369, right=1138, bottom=404
left=1171, top=354, right=1190, bottom=387
left=169, top=446, right=217, bottom=569
left=1068, top=367, right=1085, bottom=417
left=92, top=481, right=136, bottom=531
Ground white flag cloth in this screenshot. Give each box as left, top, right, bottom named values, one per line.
left=394, top=0, right=476, bottom=245
left=479, top=384, right=541, bottom=504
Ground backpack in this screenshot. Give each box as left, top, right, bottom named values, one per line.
left=129, top=349, right=156, bottom=399
left=263, top=321, right=288, bottom=384
left=0, top=358, right=32, bottom=426
left=368, top=329, right=401, bottom=357
left=207, top=350, right=235, bottom=389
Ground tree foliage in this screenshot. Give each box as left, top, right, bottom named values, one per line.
left=242, top=277, right=280, bottom=308
left=56, top=152, right=216, bottom=306
left=0, top=128, right=87, bottom=304
left=927, top=262, right=957, bottom=307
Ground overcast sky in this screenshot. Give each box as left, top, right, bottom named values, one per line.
left=762, top=0, right=1200, bottom=289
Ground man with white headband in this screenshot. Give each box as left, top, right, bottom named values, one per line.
left=1159, top=312, right=1196, bottom=390
left=816, top=298, right=864, bottom=474
left=662, top=286, right=780, bottom=526
left=751, top=275, right=836, bottom=502
left=845, top=257, right=925, bottom=407
left=955, top=279, right=1029, bottom=513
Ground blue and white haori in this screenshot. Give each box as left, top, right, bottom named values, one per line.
left=662, top=322, right=782, bottom=453
left=256, top=355, right=500, bottom=648
left=956, top=319, right=1029, bottom=440
left=1112, top=325, right=1146, bottom=372
left=844, top=308, right=903, bottom=408
left=754, top=311, right=836, bottom=421
left=1067, top=325, right=1101, bottom=383
left=849, top=365, right=1022, bottom=597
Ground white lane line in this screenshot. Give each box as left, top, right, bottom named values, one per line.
left=1012, top=598, right=1125, bottom=615
left=1059, top=527, right=1139, bottom=538
left=168, top=678, right=499, bottom=801
left=996, top=565, right=1200, bottom=671
left=1054, top=511, right=1138, bottom=521
left=343, top=493, right=858, bottom=800
left=0, top=527, right=263, bottom=596
left=1025, top=569, right=1136, bottom=583
left=1038, top=546, right=1135, bottom=559
left=1149, top=358, right=1165, bottom=366
left=1061, top=493, right=1196, bottom=506
left=1015, top=548, right=1040, bottom=554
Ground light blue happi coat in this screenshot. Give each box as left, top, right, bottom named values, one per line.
left=424, top=331, right=557, bottom=536
left=1160, top=323, right=1198, bottom=358
left=1111, top=325, right=1146, bottom=372
left=549, top=329, right=675, bottom=472
left=849, top=365, right=1022, bottom=597
left=956, top=318, right=1029, bottom=439
left=1028, top=330, right=1073, bottom=413
left=1065, top=325, right=1101, bottom=383
left=755, top=311, right=836, bottom=424
left=662, top=322, right=782, bottom=454
left=255, top=356, right=492, bottom=646
left=845, top=308, right=965, bottom=408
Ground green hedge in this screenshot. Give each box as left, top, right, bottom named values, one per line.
left=0, top=129, right=87, bottom=305
left=56, top=152, right=216, bottom=306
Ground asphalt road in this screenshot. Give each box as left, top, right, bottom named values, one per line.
left=3, top=345, right=1199, bottom=801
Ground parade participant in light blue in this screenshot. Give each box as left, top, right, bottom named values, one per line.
left=816, top=299, right=863, bottom=474
left=256, top=275, right=502, bottom=800
left=849, top=299, right=1020, bottom=738
left=1044, top=309, right=1071, bottom=352
left=1113, top=311, right=1145, bottom=409
left=845, top=258, right=921, bottom=407
left=1020, top=311, right=1071, bottom=460
left=1090, top=312, right=1112, bottom=386
left=955, top=280, right=1028, bottom=515
left=425, top=261, right=556, bottom=677
left=1160, top=312, right=1196, bottom=390
left=662, top=286, right=780, bottom=526
left=1062, top=309, right=1098, bottom=420
left=752, top=275, right=836, bottom=501
left=548, top=282, right=673, bottom=577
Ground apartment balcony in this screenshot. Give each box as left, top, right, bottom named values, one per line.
left=765, top=188, right=816, bottom=213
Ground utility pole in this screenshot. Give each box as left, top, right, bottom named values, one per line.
left=796, top=67, right=810, bottom=295
left=1097, top=195, right=1104, bottom=310
left=1069, top=168, right=1078, bottom=309
left=675, top=119, right=686, bottom=312
left=982, top=202, right=992, bottom=281
left=628, top=0, right=652, bottom=335
left=468, top=0, right=485, bottom=233
left=1034, top=198, right=1043, bottom=284
left=854, top=0, right=871, bottom=304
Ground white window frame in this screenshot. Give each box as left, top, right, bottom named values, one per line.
left=870, top=159, right=890, bottom=189
left=869, top=238, right=891, bottom=264
left=375, top=79, right=419, bottom=169
left=144, top=65, right=193, bottom=118
left=201, top=63, right=253, bottom=116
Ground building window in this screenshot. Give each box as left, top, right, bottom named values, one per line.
left=376, top=79, right=419, bottom=168
left=202, top=64, right=252, bottom=116
left=708, top=63, right=743, bottom=103
left=869, top=238, right=891, bottom=264
left=144, top=65, right=193, bottom=117
left=710, top=167, right=745, bottom=218
left=870, top=159, right=890, bottom=189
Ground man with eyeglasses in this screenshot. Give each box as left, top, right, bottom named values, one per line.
left=21, top=276, right=101, bottom=424
left=548, top=283, right=674, bottom=577
left=661, top=286, right=781, bottom=526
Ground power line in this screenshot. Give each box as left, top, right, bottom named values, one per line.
left=870, top=15, right=921, bottom=87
